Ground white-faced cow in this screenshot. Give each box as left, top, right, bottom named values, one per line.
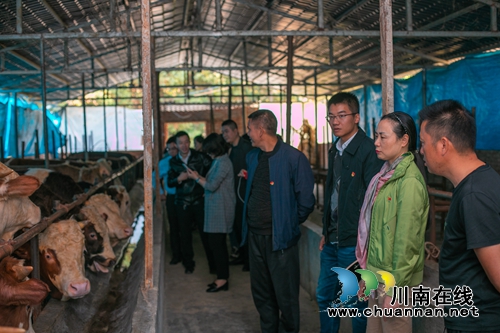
left=85, top=194, right=132, bottom=246
left=38, top=220, right=90, bottom=301
left=106, top=185, right=134, bottom=226
left=74, top=205, right=116, bottom=273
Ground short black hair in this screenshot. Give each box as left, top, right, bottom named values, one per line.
left=248, top=109, right=277, bottom=136
left=202, top=133, right=228, bottom=157
left=194, top=135, right=204, bottom=144
left=418, top=100, right=476, bottom=153
left=166, top=136, right=176, bottom=145
left=327, top=92, right=359, bottom=114
left=175, top=131, right=189, bottom=141
left=221, top=119, right=238, bottom=130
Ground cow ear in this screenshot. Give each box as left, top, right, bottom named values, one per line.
left=3, top=175, right=41, bottom=197
left=77, top=220, right=90, bottom=230
left=13, top=264, right=33, bottom=281
left=101, top=213, right=108, bottom=221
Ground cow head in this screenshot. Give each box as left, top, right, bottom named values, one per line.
left=76, top=206, right=117, bottom=273
left=38, top=220, right=90, bottom=301
left=96, top=158, right=113, bottom=179
left=86, top=194, right=133, bottom=246
left=107, top=185, right=134, bottom=226
left=0, top=164, right=42, bottom=241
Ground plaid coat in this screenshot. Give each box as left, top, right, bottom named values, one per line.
left=204, top=154, right=235, bottom=233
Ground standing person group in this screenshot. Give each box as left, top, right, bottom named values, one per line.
left=159, top=97, right=498, bottom=333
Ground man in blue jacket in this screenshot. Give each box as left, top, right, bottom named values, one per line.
left=242, top=109, right=315, bottom=333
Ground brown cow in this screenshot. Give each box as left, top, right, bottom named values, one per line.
left=0, top=164, right=41, bottom=241
left=38, top=220, right=90, bottom=301
left=0, top=257, right=49, bottom=331
left=107, top=185, right=134, bottom=226
left=85, top=194, right=132, bottom=246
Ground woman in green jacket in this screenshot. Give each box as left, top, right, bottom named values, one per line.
left=356, top=111, right=429, bottom=333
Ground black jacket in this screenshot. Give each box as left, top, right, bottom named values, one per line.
left=167, top=149, right=212, bottom=206
left=322, top=128, right=383, bottom=246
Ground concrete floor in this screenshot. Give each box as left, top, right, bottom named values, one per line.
left=163, top=231, right=321, bottom=333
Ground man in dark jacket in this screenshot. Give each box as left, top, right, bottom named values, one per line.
left=167, top=131, right=212, bottom=274
left=317, top=93, right=382, bottom=333
left=242, top=110, right=315, bottom=333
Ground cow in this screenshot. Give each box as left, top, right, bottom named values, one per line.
left=25, top=169, right=84, bottom=219
left=0, top=164, right=41, bottom=241
left=0, top=257, right=49, bottom=331
left=85, top=194, right=132, bottom=246
left=73, top=205, right=116, bottom=273
left=38, top=220, right=90, bottom=301
left=106, top=185, right=134, bottom=226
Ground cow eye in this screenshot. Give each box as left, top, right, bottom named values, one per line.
left=45, top=253, right=52, bottom=260
left=90, top=232, right=96, bottom=239
left=126, top=201, right=129, bottom=206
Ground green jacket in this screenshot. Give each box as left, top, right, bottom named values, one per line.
left=366, top=153, right=429, bottom=295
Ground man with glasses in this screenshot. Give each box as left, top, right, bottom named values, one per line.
left=317, top=92, right=383, bottom=333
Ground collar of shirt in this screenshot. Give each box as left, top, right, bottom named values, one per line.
left=336, top=130, right=358, bottom=156
left=178, top=150, right=191, bottom=164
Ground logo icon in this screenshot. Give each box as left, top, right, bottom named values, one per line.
left=330, top=267, right=396, bottom=307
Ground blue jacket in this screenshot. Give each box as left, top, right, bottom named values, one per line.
left=242, top=140, right=315, bottom=251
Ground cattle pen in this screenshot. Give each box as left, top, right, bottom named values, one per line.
left=1, top=0, right=500, bottom=332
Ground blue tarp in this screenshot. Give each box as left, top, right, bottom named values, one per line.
left=351, top=50, right=500, bottom=150
left=0, top=93, right=62, bottom=158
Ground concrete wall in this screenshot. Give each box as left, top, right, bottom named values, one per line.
left=299, top=221, right=322, bottom=300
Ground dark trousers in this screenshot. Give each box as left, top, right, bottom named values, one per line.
left=166, top=194, right=181, bottom=261
left=249, top=231, right=300, bottom=333
left=234, top=200, right=249, bottom=266
left=176, top=202, right=210, bottom=270
left=206, top=233, right=229, bottom=279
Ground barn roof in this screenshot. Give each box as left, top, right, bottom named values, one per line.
left=1, top=0, right=499, bottom=101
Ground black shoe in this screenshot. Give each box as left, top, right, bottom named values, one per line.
left=242, top=265, right=250, bottom=272
left=207, top=282, right=216, bottom=288
left=170, top=258, right=181, bottom=265
left=206, top=281, right=229, bottom=293
left=229, top=256, right=244, bottom=266
left=185, top=267, right=194, bottom=274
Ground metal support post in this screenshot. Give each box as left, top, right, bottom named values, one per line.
left=380, top=0, right=394, bottom=115
left=40, top=39, right=49, bottom=168
left=285, top=36, right=294, bottom=144
left=141, top=0, right=154, bottom=289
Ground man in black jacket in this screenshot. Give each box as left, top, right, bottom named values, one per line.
left=167, top=131, right=212, bottom=274
left=317, top=93, right=382, bottom=333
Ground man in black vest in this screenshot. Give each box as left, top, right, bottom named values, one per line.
left=167, top=131, right=212, bottom=274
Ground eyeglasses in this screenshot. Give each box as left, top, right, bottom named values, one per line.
left=326, top=113, right=357, bottom=122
